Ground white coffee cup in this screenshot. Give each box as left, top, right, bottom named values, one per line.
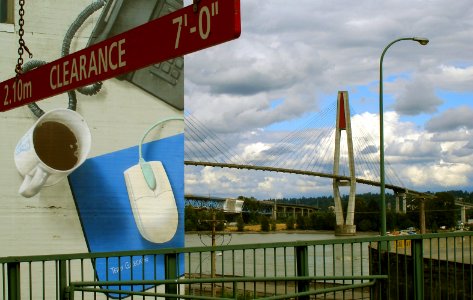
left=14, top=108, right=91, bottom=198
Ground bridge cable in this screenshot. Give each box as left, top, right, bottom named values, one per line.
left=185, top=111, right=244, bottom=164
left=292, top=106, right=336, bottom=171
left=184, top=122, right=214, bottom=161
left=267, top=102, right=337, bottom=170
left=305, top=105, right=338, bottom=172
left=353, top=121, right=384, bottom=182
left=185, top=119, right=221, bottom=163
left=186, top=114, right=236, bottom=163
left=185, top=121, right=219, bottom=162
left=352, top=135, right=380, bottom=182
left=260, top=104, right=334, bottom=168
left=351, top=106, right=406, bottom=188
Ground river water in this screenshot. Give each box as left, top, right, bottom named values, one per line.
left=185, top=231, right=363, bottom=247
left=184, top=232, right=377, bottom=282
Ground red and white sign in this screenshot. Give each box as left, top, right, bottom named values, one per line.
left=1, top=0, right=241, bottom=112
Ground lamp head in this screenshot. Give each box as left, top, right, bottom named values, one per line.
left=413, top=37, right=429, bottom=45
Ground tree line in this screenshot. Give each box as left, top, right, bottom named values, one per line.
left=185, top=190, right=472, bottom=232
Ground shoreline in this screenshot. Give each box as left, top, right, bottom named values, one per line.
left=186, top=230, right=338, bottom=235
left=185, top=228, right=379, bottom=236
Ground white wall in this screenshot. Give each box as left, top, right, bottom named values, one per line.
left=0, top=1, right=183, bottom=257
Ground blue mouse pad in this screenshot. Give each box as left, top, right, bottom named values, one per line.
left=69, top=134, right=184, bottom=298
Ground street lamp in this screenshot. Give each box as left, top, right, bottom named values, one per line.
left=379, top=37, right=429, bottom=236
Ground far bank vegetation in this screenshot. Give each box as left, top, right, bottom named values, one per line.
left=185, top=191, right=472, bottom=233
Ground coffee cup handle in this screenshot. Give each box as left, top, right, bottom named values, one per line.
left=19, top=165, right=50, bottom=198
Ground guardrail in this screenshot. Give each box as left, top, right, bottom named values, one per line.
left=1, top=231, right=472, bottom=299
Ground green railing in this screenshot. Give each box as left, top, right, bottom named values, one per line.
left=1, top=231, right=472, bottom=299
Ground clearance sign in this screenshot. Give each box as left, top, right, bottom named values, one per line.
left=0, top=0, right=241, bottom=112
left=49, top=39, right=127, bottom=91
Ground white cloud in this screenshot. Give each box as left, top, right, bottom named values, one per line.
left=426, top=106, right=473, bottom=132
left=393, top=78, right=443, bottom=115
left=405, top=163, right=473, bottom=188
left=433, top=65, right=473, bottom=92
left=184, top=0, right=473, bottom=198
left=241, top=142, right=271, bottom=161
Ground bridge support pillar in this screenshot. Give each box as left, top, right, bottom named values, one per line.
left=395, top=192, right=407, bottom=214
left=395, top=196, right=399, bottom=213
left=419, top=198, right=426, bottom=234
left=403, top=194, right=407, bottom=214
left=461, top=206, right=467, bottom=224
left=333, top=91, right=357, bottom=236
left=335, top=224, right=357, bottom=236
left=273, top=199, right=277, bottom=221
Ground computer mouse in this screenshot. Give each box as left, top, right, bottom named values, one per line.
left=124, top=161, right=178, bottom=243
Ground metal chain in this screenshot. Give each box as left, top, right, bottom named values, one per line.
left=15, top=0, right=32, bottom=76
left=193, top=0, right=201, bottom=13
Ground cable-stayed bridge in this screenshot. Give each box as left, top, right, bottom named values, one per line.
left=185, top=161, right=420, bottom=195
left=184, top=91, right=430, bottom=234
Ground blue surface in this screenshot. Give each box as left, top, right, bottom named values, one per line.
left=69, top=134, right=184, bottom=298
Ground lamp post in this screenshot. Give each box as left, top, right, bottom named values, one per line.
left=379, top=37, right=429, bottom=236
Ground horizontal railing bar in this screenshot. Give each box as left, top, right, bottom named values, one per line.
left=69, top=278, right=382, bottom=299
left=69, top=287, right=234, bottom=300
left=73, top=281, right=377, bottom=300
left=259, top=281, right=378, bottom=300
left=69, top=275, right=388, bottom=286
left=1, top=232, right=471, bottom=264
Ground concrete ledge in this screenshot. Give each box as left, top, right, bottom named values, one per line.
left=0, top=23, right=14, bottom=33
left=335, top=224, right=357, bottom=236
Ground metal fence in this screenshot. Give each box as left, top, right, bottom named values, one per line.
left=1, top=231, right=472, bottom=299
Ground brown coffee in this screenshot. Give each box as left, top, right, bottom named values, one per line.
left=33, top=121, right=79, bottom=171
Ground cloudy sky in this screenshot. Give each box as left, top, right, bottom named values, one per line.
left=183, top=0, right=473, bottom=200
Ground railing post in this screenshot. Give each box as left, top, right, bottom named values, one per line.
left=232, top=281, right=237, bottom=299
left=165, top=253, right=178, bottom=300
left=295, top=245, right=309, bottom=300
left=58, top=260, right=68, bottom=300
left=0, top=1, right=5, bottom=23
left=370, top=240, right=389, bottom=299
left=412, top=238, right=424, bottom=300
left=7, top=262, right=21, bottom=300
left=66, top=286, right=74, bottom=300
left=378, top=240, right=389, bottom=299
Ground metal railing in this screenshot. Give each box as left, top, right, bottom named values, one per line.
left=1, top=231, right=472, bottom=299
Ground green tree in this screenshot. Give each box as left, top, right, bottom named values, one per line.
left=286, top=217, right=295, bottom=230
left=386, top=211, right=397, bottom=231
left=215, top=210, right=226, bottom=231
left=358, top=219, right=372, bottom=232
left=365, top=198, right=380, bottom=231
left=240, top=197, right=263, bottom=224
left=296, top=215, right=305, bottom=230
left=427, top=192, right=456, bottom=229
left=196, top=210, right=212, bottom=231
left=396, top=213, right=415, bottom=230
left=236, top=215, right=245, bottom=232
left=261, top=217, right=270, bottom=232
left=313, top=211, right=336, bottom=230
left=184, top=206, right=198, bottom=231
left=296, top=215, right=311, bottom=230
left=270, top=218, right=277, bottom=231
